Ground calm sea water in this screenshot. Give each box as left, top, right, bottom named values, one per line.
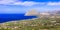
left=0, top=14, right=37, bottom=23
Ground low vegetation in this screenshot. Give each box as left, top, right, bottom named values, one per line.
left=0, top=15, right=60, bottom=30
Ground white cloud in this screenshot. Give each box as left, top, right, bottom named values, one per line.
left=0, top=0, right=16, bottom=4
left=13, top=1, right=40, bottom=6
left=47, top=2, right=60, bottom=6
left=0, top=0, right=40, bottom=6
left=0, top=0, right=60, bottom=6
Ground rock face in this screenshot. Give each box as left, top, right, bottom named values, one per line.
left=25, top=10, right=39, bottom=16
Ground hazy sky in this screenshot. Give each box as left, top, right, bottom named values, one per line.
left=0, top=0, right=60, bottom=14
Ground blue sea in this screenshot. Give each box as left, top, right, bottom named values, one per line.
left=0, top=14, right=37, bottom=23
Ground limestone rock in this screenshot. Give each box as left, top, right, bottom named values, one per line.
left=25, top=10, right=39, bottom=16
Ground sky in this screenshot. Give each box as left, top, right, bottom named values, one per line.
left=0, top=0, right=60, bottom=14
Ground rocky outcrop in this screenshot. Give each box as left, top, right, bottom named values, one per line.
left=25, top=10, right=40, bottom=16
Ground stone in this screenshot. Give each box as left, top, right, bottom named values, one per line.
left=25, top=10, right=40, bottom=16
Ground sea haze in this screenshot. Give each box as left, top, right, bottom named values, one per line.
left=0, top=14, right=37, bottom=23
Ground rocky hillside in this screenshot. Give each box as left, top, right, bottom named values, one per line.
left=0, top=17, right=60, bottom=30
left=25, top=10, right=40, bottom=16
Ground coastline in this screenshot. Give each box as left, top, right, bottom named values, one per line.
left=0, top=14, right=37, bottom=23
